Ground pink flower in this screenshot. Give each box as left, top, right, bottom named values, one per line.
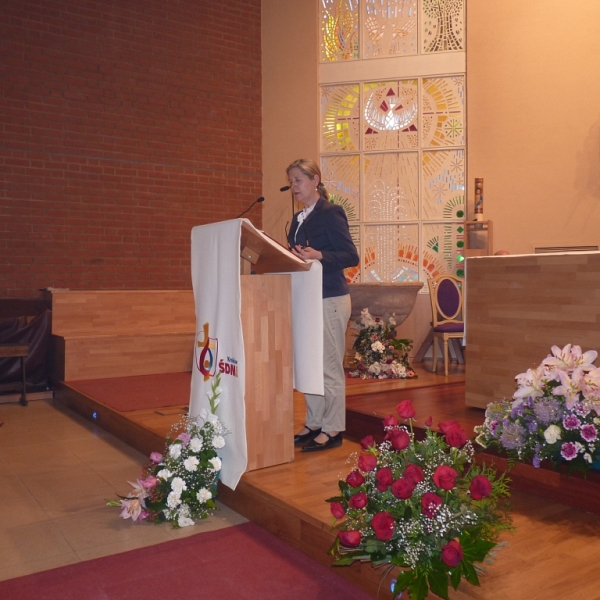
left=390, top=429, right=410, bottom=451
left=119, top=497, right=144, bottom=521
left=563, top=415, right=581, bottom=430
left=360, top=435, right=375, bottom=449
left=561, top=442, right=578, bottom=461
left=376, top=467, right=394, bottom=491
left=349, top=492, right=368, bottom=509
left=438, top=420, right=462, bottom=434
left=469, top=475, right=492, bottom=500
left=396, top=400, right=416, bottom=419
left=338, top=530, right=361, bottom=547
left=140, top=475, right=158, bottom=490
left=149, top=452, right=163, bottom=463
left=441, top=540, right=463, bottom=567
left=403, top=463, right=424, bottom=484
left=391, top=478, right=415, bottom=500
left=383, top=415, right=399, bottom=428
left=358, top=453, right=378, bottom=472
left=581, top=424, right=598, bottom=442
left=421, top=492, right=442, bottom=518
left=177, top=432, right=191, bottom=444
left=438, top=420, right=467, bottom=447
left=433, top=465, right=458, bottom=490
left=346, top=470, right=365, bottom=487
left=330, top=502, right=346, bottom=519
left=371, top=512, right=395, bottom=541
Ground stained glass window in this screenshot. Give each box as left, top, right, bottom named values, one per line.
left=363, top=0, right=418, bottom=58
left=422, top=76, right=464, bottom=147
left=364, top=152, right=419, bottom=221
left=421, top=0, right=465, bottom=53
left=363, top=80, right=418, bottom=150
left=320, top=0, right=360, bottom=62
left=321, top=84, right=361, bottom=152
left=319, top=0, right=466, bottom=284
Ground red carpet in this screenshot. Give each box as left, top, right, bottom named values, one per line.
left=67, top=372, right=191, bottom=412
left=0, top=522, right=375, bottom=600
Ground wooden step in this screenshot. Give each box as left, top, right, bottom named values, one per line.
left=50, top=333, right=195, bottom=381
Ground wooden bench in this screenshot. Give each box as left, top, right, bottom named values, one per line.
left=46, top=290, right=195, bottom=381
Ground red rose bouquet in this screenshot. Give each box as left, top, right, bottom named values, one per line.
left=328, top=401, right=512, bottom=600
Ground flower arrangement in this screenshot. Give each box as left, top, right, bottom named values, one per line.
left=108, top=375, right=229, bottom=528
left=348, top=308, right=416, bottom=380
left=475, top=344, right=600, bottom=474
left=328, top=400, right=511, bottom=600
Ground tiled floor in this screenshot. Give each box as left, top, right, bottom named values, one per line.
left=0, top=399, right=247, bottom=582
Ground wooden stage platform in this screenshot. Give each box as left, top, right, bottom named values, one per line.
left=53, top=361, right=600, bottom=599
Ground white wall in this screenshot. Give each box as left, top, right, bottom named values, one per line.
left=467, top=0, right=600, bottom=254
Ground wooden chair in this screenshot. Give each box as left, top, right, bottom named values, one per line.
left=427, top=274, right=464, bottom=376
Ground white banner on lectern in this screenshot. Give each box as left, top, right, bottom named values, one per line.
left=190, top=220, right=247, bottom=489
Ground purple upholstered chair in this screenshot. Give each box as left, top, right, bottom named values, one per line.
left=427, top=274, right=464, bottom=376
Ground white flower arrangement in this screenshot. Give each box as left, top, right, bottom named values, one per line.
left=108, top=374, right=229, bottom=528
left=348, top=308, right=416, bottom=380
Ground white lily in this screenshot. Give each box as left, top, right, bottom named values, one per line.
left=542, top=344, right=598, bottom=372
left=127, top=479, right=149, bottom=499
left=581, top=367, right=600, bottom=401
left=513, top=365, right=546, bottom=402
left=553, top=368, right=584, bottom=409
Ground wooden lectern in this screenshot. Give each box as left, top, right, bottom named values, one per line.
left=236, top=221, right=313, bottom=472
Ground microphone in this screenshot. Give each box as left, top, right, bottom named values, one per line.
left=280, top=185, right=290, bottom=192
left=235, top=196, right=264, bottom=219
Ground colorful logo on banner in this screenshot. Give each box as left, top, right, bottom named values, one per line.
left=195, top=322, right=239, bottom=381
left=196, top=322, right=218, bottom=381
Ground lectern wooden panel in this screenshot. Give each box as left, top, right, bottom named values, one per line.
left=465, top=252, right=600, bottom=408
left=241, top=274, right=294, bottom=470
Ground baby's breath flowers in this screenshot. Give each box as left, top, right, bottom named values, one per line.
left=328, top=401, right=511, bottom=600
left=108, top=374, right=229, bottom=528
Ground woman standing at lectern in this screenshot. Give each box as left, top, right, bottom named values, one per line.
left=286, top=159, right=359, bottom=452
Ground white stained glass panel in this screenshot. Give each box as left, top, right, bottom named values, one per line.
left=422, top=222, right=465, bottom=279
left=321, top=84, right=361, bottom=153
left=421, top=0, right=464, bottom=53
left=322, top=155, right=360, bottom=222
left=364, top=152, right=418, bottom=221
left=346, top=225, right=361, bottom=283
left=321, top=0, right=360, bottom=62
left=364, top=224, right=419, bottom=282
left=422, top=149, right=465, bottom=221
left=363, top=80, right=418, bottom=150
left=363, top=0, right=417, bottom=59
left=422, top=75, right=464, bottom=147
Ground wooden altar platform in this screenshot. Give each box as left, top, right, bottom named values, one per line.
left=52, top=361, right=600, bottom=599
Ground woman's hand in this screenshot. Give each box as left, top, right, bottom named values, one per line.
left=291, top=245, right=323, bottom=261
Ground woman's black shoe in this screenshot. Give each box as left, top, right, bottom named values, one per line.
left=294, top=427, right=321, bottom=446
left=301, top=432, right=342, bottom=452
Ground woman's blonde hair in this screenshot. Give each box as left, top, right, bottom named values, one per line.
left=286, top=158, right=329, bottom=200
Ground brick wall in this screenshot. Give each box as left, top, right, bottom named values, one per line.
left=0, top=0, right=262, bottom=298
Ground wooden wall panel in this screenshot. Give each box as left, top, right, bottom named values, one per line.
left=465, top=253, right=600, bottom=408
left=49, top=290, right=195, bottom=336
left=241, top=275, right=294, bottom=471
